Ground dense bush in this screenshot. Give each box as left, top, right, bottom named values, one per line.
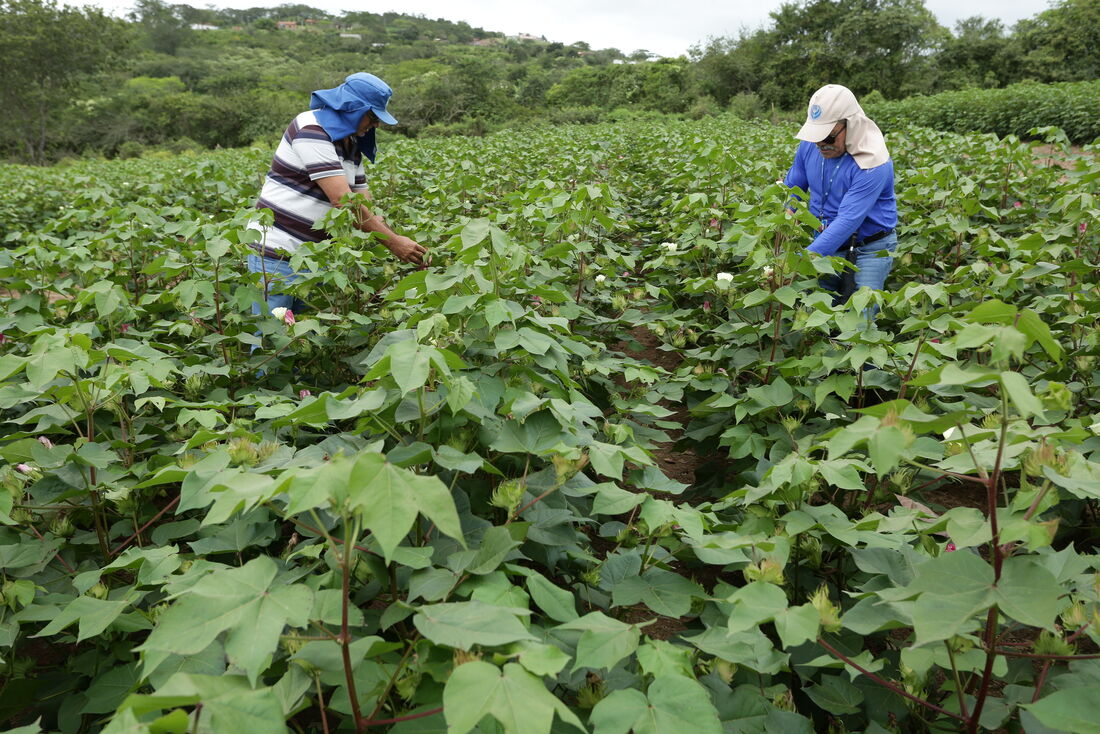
left=867, top=80, right=1100, bottom=143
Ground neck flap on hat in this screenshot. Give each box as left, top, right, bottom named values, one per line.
left=310, top=80, right=380, bottom=163
left=843, top=111, right=890, bottom=170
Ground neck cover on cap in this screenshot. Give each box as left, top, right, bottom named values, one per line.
left=796, top=84, right=889, bottom=170
left=310, top=73, right=398, bottom=163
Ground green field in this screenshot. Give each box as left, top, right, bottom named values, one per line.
left=0, top=116, right=1098, bottom=733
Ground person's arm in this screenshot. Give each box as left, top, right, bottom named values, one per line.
left=784, top=144, right=809, bottom=192
left=316, top=175, right=426, bottom=265
left=805, top=164, right=891, bottom=257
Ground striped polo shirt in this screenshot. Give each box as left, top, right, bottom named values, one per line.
left=251, top=110, right=369, bottom=253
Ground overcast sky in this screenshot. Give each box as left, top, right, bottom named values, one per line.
left=90, top=0, right=1053, bottom=57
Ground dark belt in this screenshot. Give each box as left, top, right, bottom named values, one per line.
left=857, top=229, right=893, bottom=247
left=249, top=244, right=292, bottom=261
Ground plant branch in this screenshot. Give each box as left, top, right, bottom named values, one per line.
left=111, top=495, right=180, bottom=556
left=815, top=637, right=966, bottom=722
left=361, top=707, right=443, bottom=728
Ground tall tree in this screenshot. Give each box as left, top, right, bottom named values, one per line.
left=129, top=0, right=190, bottom=55
left=0, top=0, right=128, bottom=162
left=1015, top=0, right=1100, bottom=82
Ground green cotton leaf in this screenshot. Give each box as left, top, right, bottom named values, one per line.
left=511, top=640, right=571, bottom=677
left=526, top=573, right=579, bottom=623
left=1016, top=309, right=1062, bottom=362
left=460, top=218, right=491, bottom=249
left=899, top=550, right=995, bottom=645
left=412, top=601, right=536, bottom=650
left=907, top=363, right=999, bottom=387
left=100, top=709, right=150, bottom=734
left=35, top=596, right=130, bottom=642
left=137, top=557, right=313, bottom=686
left=683, top=628, right=788, bottom=675
left=444, top=374, right=476, bottom=414
left=588, top=441, right=626, bottom=480
left=72, top=441, right=119, bottom=470
left=995, top=557, right=1066, bottom=629
left=965, top=299, right=1017, bottom=324
left=725, top=581, right=788, bottom=634
left=591, top=483, right=645, bottom=515
left=345, top=451, right=465, bottom=563
left=774, top=604, right=821, bottom=648
left=467, top=526, right=522, bottom=575
left=387, top=340, right=431, bottom=396
left=1023, top=687, right=1100, bottom=733
left=818, top=460, right=865, bottom=490
left=81, top=663, right=142, bottom=714
left=442, top=661, right=584, bottom=734
left=868, top=426, right=907, bottom=477
left=489, top=411, right=566, bottom=455
left=121, top=674, right=288, bottom=734
left=814, top=373, right=857, bottom=408
left=636, top=639, right=695, bottom=679
left=589, top=676, right=723, bottom=734
left=944, top=507, right=992, bottom=548
left=745, top=377, right=794, bottom=409
left=557, top=612, right=641, bottom=672
left=611, top=568, right=705, bottom=618
left=1000, top=371, right=1046, bottom=419
left=803, top=674, right=864, bottom=715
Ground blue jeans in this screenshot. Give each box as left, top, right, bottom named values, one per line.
left=818, top=232, right=896, bottom=307
left=247, top=253, right=307, bottom=316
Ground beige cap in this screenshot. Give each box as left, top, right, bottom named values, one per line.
left=796, top=84, right=859, bottom=142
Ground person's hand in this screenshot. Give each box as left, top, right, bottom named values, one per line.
left=386, top=235, right=428, bottom=265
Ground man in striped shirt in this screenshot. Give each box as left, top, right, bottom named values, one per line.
left=248, top=73, right=426, bottom=318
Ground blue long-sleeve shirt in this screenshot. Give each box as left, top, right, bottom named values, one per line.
left=784, top=141, right=897, bottom=256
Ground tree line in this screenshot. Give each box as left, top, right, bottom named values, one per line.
left=1, top=0, right=1097, bottom=163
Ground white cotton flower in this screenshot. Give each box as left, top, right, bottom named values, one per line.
left=595, top=274, right=606, bottom=283
left=662, top=242, right=678, bottom=252
left=716, top=272, right=733, bottom=283
left=270, top=307, right=289, bottom=320
left=763, top=266, right=774, bottom=277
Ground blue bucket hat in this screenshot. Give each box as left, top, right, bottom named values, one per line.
left=310, top=73, right=398, bottom=162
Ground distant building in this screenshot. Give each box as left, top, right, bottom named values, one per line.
left=276, top=20, right=297, bottom=30
left=371, top=42, right=386, bottom=48
left=507, top=32, right=542, bottom=42
left=190, top=23, right=217, bottom=30
left=340, top=33, right=362, bottom=40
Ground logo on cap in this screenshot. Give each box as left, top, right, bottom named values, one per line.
left=810, top=104, right=823, bottom=120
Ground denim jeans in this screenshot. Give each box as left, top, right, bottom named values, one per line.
left=818, top=232, right=896, bottom=307
left=246, top=254, right=309, bottom=363
left=247, top=253, right=308, bottom=316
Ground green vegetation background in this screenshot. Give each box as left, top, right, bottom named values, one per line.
left=1, top=0, right=1099, bottom=163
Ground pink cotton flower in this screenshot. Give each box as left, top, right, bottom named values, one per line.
left=37, top=436, right=54, bottom=449
left=709, top=218, right=719, bottom=228
left=15, top=463, right=33, bottom=474
left=945, top=542, right=957, bottom=552
left=270, top=307, right=296, bottom=326
left=717, top=368, right=728, bottom=375
left=703, top=301, right=711, bottom=312
left=1080, top=222, right=1087, bottom=234
left=299, top=389, right=311, bottom=399
left=1013, top=201, right=1022, bottom=208
left=0, top=333, right=6, bottom=345
left=119, top=324, right=131, bottom=334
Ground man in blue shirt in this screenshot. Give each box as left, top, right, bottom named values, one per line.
left=783, top=84, right=897, bottom=306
